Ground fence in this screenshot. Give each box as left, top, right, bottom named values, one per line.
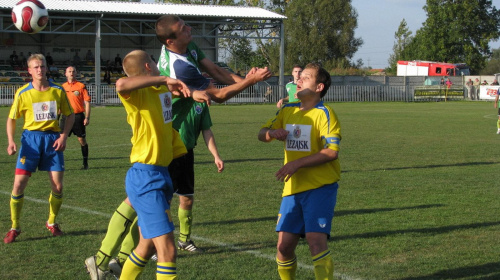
left=0, top=84, right=465, bottom=106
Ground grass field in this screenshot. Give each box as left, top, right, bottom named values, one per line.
left=0, top=101, right=499, bottom=280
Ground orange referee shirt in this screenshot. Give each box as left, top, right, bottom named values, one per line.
left=62, top=80, right=90, bottom=114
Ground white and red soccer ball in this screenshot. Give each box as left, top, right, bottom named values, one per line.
left=11, top=0, right=49, bottom=34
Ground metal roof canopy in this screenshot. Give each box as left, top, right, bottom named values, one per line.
left=0, top=0, right=286, bottom=103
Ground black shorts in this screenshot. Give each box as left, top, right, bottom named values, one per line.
left=60, top=112, right=86, bottom=138
left=168, top=149, right=194, bottom=196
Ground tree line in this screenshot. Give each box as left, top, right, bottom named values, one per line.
left=127, top=0, right=500, bottom=75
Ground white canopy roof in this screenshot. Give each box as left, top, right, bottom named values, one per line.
left=0, top=0, right=286, bottom=19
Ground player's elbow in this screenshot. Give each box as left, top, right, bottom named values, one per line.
left=115, top=78, right=126, bottom=92
left=208, top=89, right=228, bottom=103
left=258, top=129, right=271, bottom=142
left=324, top=149, right=338, bottom=161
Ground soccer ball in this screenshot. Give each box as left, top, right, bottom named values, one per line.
left=11, top=0, right=49, bottom=34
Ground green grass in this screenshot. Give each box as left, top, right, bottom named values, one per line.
left=0, top=102, right=499, bottom=280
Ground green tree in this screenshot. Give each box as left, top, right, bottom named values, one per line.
left=402, top=0, right=500, bottom=74
left=223, top=36, right=268, bottom=72
left=283, top=0, right=362, bottom=70
left=387, top=19, right=413, bottom=75
left=480, top=48, right=500, bottom=74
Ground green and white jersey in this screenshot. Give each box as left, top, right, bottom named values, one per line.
left=286, top=82, right=298, bottom=102
left=158, top=42, right=211, bottom=131
left=158, top=42, right=209, bottom=91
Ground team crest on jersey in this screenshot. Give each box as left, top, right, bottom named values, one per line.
left=285, top=124, right=311, bottom=152
left=159, top=92, right=173, bottom=124
left=73, top=90, right=80, bottom=96
left=163, top=94, right=172, bottom=108
left=191, top=50, right=198, bottom=61
left=33, top=101, right=57, bottom=121
left=293, top=126, right=301, bottom=138
left=195, top=104, right=202, bottom=114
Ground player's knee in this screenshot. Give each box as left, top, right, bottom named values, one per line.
left=277, top=242, right=295, bottom=258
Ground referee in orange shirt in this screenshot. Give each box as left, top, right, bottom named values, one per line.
left=61, top=66, right=91, bottom=169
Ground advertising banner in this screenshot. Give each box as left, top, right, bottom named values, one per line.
left=479, top=86, right=499, bottom=100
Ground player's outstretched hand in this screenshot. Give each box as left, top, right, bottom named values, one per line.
left=248, top=67, right=272, bottom=83
left=165, top=77, right=191, bottom=98
left=193, top=90, right=212, bottom=106
left=245, top=67, right=257, bottom=78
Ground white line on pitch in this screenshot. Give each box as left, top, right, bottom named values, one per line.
left=0, top=191, right=364, bottom=280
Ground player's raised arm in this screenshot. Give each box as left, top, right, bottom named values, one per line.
left=200, top=58, right=244, bottom=85
left=116, top=76, right=174, bottom=96
left=206, top=67, right=272, bottom=103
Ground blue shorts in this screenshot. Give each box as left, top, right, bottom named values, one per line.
left=276, top=182, right=338, bottom=236
left=16, top=130, right=65, bottom=172
left=125, top=163, right=175, bottom=239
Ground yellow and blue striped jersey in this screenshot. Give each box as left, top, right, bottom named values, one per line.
left=8, top=82, right=73, bottom=132
left=262, top=101, right=341, bottom=196
left=118, top=85, right=187, bottom=167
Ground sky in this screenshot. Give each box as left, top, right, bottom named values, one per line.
left=141, top=0, right=500, bottom=69
left=352, top=0, right=500, bottom=69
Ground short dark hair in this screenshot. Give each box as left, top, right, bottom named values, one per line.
left=155, top=15, right=181, bottom=44
left=292, top=64, right=303, bottom=70
left=305, top=62, right=331, bottom=98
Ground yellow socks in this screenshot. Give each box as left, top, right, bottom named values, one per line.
left=121, top=250, right=147, bottom=280
left=10, top=193, right=24, bottom=229
left=121, top=252, right=177, bottom=280
left=312, top=250, right=334, bottom=280
left=48, top=191, right=63, bottom=225
left=96, top=201, right=137, bottom=270
left=157, top=262, right=177, bottom=279
left=276, top=256, right=297, bottom=280
left=117, top=217, right=139, bottom=265
left=178, top=207, right=192, bottom=242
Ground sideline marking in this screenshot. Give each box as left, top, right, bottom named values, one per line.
left=0, top=191, right=364, bottom=280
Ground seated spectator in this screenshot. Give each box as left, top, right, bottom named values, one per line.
left=46, top=52, right=54, bottom=66
left=103, top=69, right=111, bottom=85
left=105, top=59, right=114, bottom=73
left=46, top=72, right=55, bottom=82
left=49, top=64, right=60, bottom=78
left=19, top=52, right=27, bottom=68
left=9, top=51, right=18, bottom=67
left=115, top=54, right=122, bottom=65
left=73, top=51, right=81, bottom=67
left=491, top=79, right=499, bottom=85
left=114, top=54, right=122, bottom=71
left=481, top=80, right=489, bottom=85
left=85, top=50, right=94, bottom=62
